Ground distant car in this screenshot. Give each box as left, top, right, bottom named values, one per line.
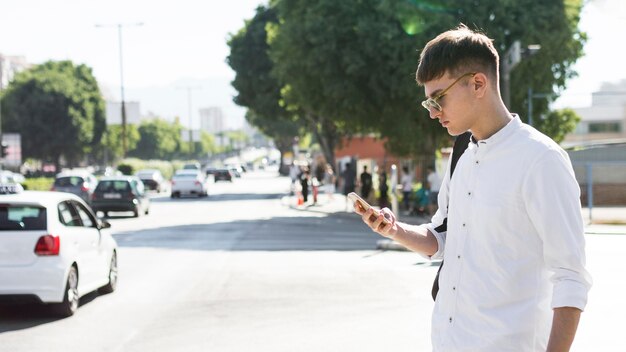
left=135, top=169, right=166, bottom=192
left=182, top=163, right=201, bottom=171
left=0, top=172, right=24, bottom=193
left=51, top=171, right=98, bottom=204
left=0, top=190, right=117, bottom=317
left=171, top=170, right=208, bottom=198
left=91, top=176, right=150, bottom=217
left=211, top=168, right=233, bottom=183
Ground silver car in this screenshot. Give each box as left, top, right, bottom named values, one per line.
left=51, top=171, right=98, bottom=204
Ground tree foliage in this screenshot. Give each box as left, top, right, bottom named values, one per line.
left=228, top=0, right=585, bottom=165
left=227, top=5, right=302, bottom=172
left=101, top=124, right=140, bottom=162
left=1, top=60, right=106, bottom=168
left=129, top=118, right=183, bottom=160
left=534, top=108, right=580, bottom=144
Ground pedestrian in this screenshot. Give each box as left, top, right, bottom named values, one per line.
left=359, top=165, right=373, bottom=201
left=289, top=163, right=300, bottom=195
left=341, top=162, right=356, bottom=209
left=426, top=166, right=442, bottom=215
left=323, top=164, right=336, bottom=201
left=378, top=170, right=389, bottom=209
left=299, top=168, right=310, bottom=204
left=355, top=24, right=591, bottom=351
left=400, top=166, right=413, bottom=213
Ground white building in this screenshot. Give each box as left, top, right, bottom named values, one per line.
left=105, top=101, right=142, bottom=125
left=565, top=80, right=626, bottom=144
left=199, top=107, right=225, bottom=134
left=0, top=54, right=30, bottom=90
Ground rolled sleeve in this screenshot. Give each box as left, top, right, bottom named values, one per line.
left=523, top=149, right=592, bottom=311
left=425, top=224, right=446, bottom=260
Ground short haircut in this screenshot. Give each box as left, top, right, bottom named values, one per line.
left=416, top=24, right=499, bottom=86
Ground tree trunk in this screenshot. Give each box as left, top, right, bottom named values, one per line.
left=306, top=112, right=338, bottom=172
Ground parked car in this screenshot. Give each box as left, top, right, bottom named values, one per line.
left=171, top=170, right=208, bottom=198
left=135, top=169, right=166, bottom=192
left=0, top=171, right=24, bottom=193
left=51, top=171, right=98, bottom=204
left=210, top=168, right=233, bottom=182
left=0, top=190, right=117, bottom=317
left=91, top=176, right=150, bottom=217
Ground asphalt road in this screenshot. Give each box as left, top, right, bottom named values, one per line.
left=0, top=169, right=624, bottom=351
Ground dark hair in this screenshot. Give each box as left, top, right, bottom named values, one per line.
left=416, top=24, right=499, bottom=85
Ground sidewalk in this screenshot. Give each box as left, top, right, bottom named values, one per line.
left=282, top=192, right=626, bottom=251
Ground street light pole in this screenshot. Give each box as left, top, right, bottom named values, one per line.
left=501, top=41, right=541, bottom=109
left=96, top=22, right=143, bottom=158
left=176, top=86, right=201, bottom=159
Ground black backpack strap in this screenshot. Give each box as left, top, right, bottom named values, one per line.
left=431, top=131, right=471, bottom=301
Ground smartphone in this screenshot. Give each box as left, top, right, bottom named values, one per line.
left=347, top=192, right=390, bottom=224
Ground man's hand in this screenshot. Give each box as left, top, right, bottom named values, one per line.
left=355, top=204, right=398, bottom=239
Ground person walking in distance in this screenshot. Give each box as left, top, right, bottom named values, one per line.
left=354, top=24, right=591, bottom=351
left=378, top=170, right=389, bottom=209
left=359, top=165, right=373, bottom=201
left=323, top=164, right=336, bottom=201
left=400, top=166, right=413, bottom=213
left=341, top=162, right=356, bottom=210
left=426, top=166, right=442, bottom=215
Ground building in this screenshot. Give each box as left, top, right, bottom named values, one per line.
left=105, top=101, right=142, bottom=125
left=199, top=107, right=225, bottom=134
left=565, top=80, right=626, bottom=145
left=0, top=54, right=30, bottom=90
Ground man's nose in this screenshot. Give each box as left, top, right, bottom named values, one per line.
left=428, top=107, right=442, bottom=120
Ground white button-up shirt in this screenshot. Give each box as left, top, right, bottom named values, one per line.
left=425, top=116, right=592, bottom=351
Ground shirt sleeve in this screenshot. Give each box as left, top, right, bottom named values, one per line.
left=522, top=148, right=592, bottom=311
left=425, top=154, right=453, bottom=260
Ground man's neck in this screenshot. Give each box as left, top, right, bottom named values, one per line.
left=470, top=99, right=512, bottom=141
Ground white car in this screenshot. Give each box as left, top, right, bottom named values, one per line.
left=0, top=190, right=118, bottom=316
left=170, top=170, right=208, bottom=198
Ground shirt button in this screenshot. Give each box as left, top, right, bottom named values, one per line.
left=449, top=317, right=453, bottom=323
left=453, top=286, right=456, bottom=291
left=475, top=160, right=479, bottom=164
left=462, top=223, right=466, bottom=227
left=457, top=255, right=461, bottom=259
left=467, top=192, right=472, bottom=196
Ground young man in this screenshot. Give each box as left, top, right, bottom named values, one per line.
left=356, top=25, right=591, bottom=351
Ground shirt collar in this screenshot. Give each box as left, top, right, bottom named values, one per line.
left=471, top=114, right=521, bottom=147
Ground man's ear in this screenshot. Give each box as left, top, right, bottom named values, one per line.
left=472, top=73, right=488, bottom=98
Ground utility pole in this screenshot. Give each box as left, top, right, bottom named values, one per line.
left=526, top=88, right=551, bottom=126
left=501, top=41, right=541, bottom=109
left=96, top=22, right=143, bottom=158
left=176, top=86, right=202, bottom=158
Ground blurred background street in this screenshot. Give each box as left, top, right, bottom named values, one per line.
left=0, top=169, right=623, bottom=351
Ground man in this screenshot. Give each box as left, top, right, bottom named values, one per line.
left=356, top=25, right=591, bottom=351
left=359, top=165, right=373, bottom=201
left=426, top=166, right=442, bottom=215
left=342, top=162, right=357, bottom=210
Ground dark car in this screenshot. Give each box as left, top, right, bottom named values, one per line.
left=51, top=171, right=98, bottom=204
left=135, top=169, right=166, bottom=192
left=210, top=168, right=233, bottom=182
left=91, top=176, right=150, bottom=217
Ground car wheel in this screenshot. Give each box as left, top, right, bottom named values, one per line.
left=99, top=251, right=118, bottom=294
left=51, top=266, right=79, bottom=317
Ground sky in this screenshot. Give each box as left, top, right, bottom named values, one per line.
left=0, top=0, right=624, bottom=129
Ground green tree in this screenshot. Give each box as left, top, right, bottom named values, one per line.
left=402, top=0, right=585, bottom=142
left=227, top=5, right=303, bottom=173
left=129, top=118, right=182, bottom=160
left=101, top=124, right=140, bottom=162
left=1, top=60, right=106, bottom=169
left=534, top=108, right=581, bottom=144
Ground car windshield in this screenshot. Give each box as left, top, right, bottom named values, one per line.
left=0, top=206, right=47, bottom=231
left=54, top=176, right=84, bottom=187
left=96, top=180, right=131, bottom=193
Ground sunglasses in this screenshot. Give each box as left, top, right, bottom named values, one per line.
left=421, top=72, right=476, bottom=112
